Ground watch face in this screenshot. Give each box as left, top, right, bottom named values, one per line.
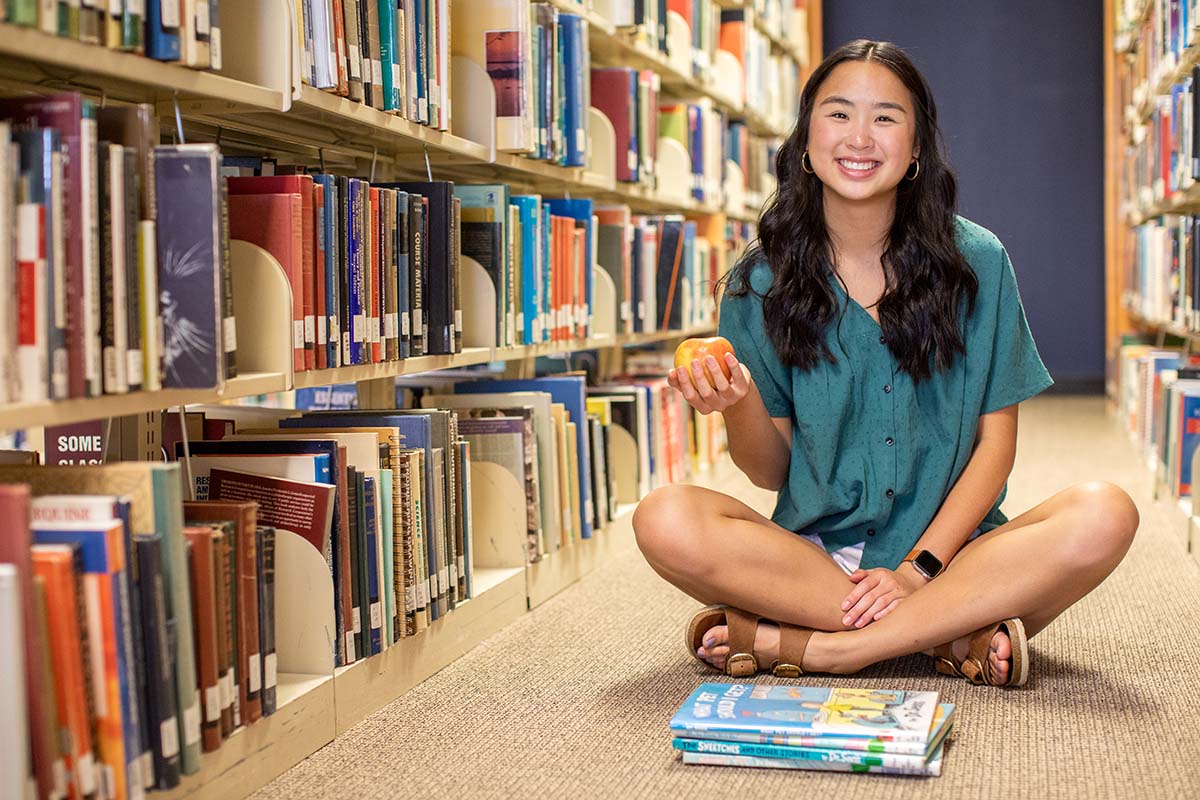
left=913, top=550, right=943, bottom=578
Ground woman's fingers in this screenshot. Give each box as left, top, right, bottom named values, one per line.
left=670, top=367, right=712, bottom=414
left=857, top=595, right=894, bottom=628
left=874, top=599, right=901, bottom=621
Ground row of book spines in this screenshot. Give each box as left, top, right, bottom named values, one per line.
left=0, top=97, right=238, bottom=402
left=1126, top=215, right=1200, bottom=332
left=1122, top=0, right=1194, bottom=78
left=4, top=1, right=222, bottom=68
left=22, top=497, right=284, bottom=799
left=299, top=0, right=449, bottom=129
left=1115, top=345, right=1200, bottom=496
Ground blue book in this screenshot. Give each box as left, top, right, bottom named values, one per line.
left=362, top=476, right=381, bottom=654
left=559, top=14, right=587, bottom=167
left=348, top=179, right=365, bottom=365
left=682, top=221, right=696, bottom=328
left=512, top=196, right=541, bottom=344
left=33, top=520, right=145, bottom=798
left=1177, top=390, right=1200, bottom=495
left=146, top=1, right=182, bottom=61
left=655, top=216, right=685, bottom=331
left=631, top=225, right=644, bottom=332
left=14, top=127, right=67, bottom=399
left=546, top=198, right=593, bottom=338
left=457, top=376, right=593, bottom=539
left=133, top=534, right=181, bottom=789
left=688, top=104, right=704, bottom=201
left=413, top=0, right=428, bottom=123
left=378, top=0, right=400, bottom=111
left=670, top=684, right=942, bottom=744
left=154, top=145, right=224, bottom=389
left=541, top=204, right=552, bottom=340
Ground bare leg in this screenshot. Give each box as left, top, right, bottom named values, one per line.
left=802, top=481, right=1140, bottom=676
left=635, top=480, right=1139, bottom=682
left=634, top=483, right=859, bottom=630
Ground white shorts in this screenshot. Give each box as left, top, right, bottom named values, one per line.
left=800, top=527, right=986, bottom=575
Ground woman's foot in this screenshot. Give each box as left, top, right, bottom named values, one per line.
left=925, top=626, right=1014, bottom=684
left=696, top=620, right=780, bottom=671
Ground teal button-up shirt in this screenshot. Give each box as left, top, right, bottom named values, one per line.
left=718, top=217, right=1054, bottom=569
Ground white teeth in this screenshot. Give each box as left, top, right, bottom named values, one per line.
left=838, top=159, right=879, bottom=171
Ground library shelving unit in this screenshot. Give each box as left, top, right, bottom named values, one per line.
left=1107, top=0, right=1200, bottom=564
left=0, top=1, right=822, bottom=797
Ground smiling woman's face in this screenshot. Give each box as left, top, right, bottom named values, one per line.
left=806, top=60, right=920, bottom=205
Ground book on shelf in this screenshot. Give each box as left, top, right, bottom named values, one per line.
left=669, top=682, right=954, bottom=776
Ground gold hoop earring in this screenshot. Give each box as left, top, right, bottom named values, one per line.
left=801, top=150, right=815, bottom=174
left=906, top=159, right=920, bottom=181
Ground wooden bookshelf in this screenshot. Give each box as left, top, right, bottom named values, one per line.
left=0, top=3, right=823, bottom=797
left=0, top=23, right=286, bottom=112
left=159, top=674, right=335, bottom=800
left=0, top=372, right=289, bottom=434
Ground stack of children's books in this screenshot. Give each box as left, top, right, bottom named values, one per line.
left=670, top=683, right=955, bottom=776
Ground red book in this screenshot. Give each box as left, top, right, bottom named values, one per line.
left=314, top=183, right=328, bottom=369
left=227, top=176, right=316, bottom=370
left=182, top=501, right=262, bottom=726
left=183, top=528, right=222, bottom=752
left=590, top=69, right=638, bottom=182
left=227, top=193, right=305, bottom=373
left=0, top=485, right=59, bottom=800
left=208, top=468, right=335, bottom=557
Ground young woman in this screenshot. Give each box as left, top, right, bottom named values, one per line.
left=632, top=40, right=1139, bottom=687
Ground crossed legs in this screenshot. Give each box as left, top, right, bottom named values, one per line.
left=633, top=480, right=1139, bottom=678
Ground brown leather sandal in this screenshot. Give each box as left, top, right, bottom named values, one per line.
left=930, top=617, right=1030, bottom=687
left=685, top=604, right=815, bottom=678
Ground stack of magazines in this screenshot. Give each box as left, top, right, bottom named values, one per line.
left=669, top=683, right=955, bottom=776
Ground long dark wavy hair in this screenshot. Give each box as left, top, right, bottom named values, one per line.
left=722, top=39, right=978, bottom=383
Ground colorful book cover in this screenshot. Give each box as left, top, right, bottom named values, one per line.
left=680, top=741, right=945, bottom=776
left=670, top=684, right=942, bottom=744
left=674, top=703, right=955, bottom=765
left=31, top=519, right=142, bottom=800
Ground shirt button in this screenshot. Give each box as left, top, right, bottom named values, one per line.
left=886, top=437, right=895, bottom=447
left=886, top=489, right=895, bottom=498
left=867, top=528, right=876, bottom=536
left=883, top=384, right=892, bottom=394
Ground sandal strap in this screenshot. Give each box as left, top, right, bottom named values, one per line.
left=771, top=624, right=814, bottom=678
left=930, top=622, right=1008, bottom=686
left=723, top=607, right=760, bottom=678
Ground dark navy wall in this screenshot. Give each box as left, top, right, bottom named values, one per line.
left=823, top=1, right=1104, bottom=388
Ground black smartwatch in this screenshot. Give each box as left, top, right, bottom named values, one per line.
left=903, top=548, right=944, bottom=580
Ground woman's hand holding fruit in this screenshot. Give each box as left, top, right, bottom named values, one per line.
left=669, top=337, right=751, bottom=415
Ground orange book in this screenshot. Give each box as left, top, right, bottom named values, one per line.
left=30, top=519, right=130, bottom=800
left=32, top=544, right=99, bottom=800
left=183, top=528, right=221, bottom=752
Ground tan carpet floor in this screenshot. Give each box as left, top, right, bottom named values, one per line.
left=256, top=395, right=1200, bottom=799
